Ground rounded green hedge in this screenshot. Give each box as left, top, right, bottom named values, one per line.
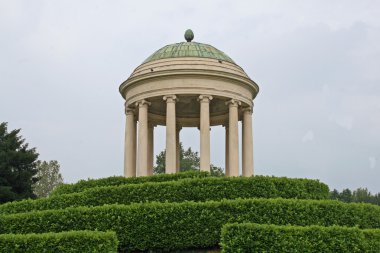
left=363, top=229, right=380, bottom=252
left=1, top=198, right=379, bottom=251
left=0, top=230, right=118, bottom=253
left=0, top=175, right=329, bottom=215
left=50, top=170, right=211, bottom=196
left=221, top=223, right=380, bottom=253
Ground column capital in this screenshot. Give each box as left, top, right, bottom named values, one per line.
left=125, top=107, right=135, bottom=116
left=198, top=95, right=213, bottom=103
left=242, top=106, right=253, bottom=114
left=163, top=95, right=178, bottom=103
left=135, top=99, right=151, bottom=107
left=124, top=102, right=134, bottom=115
left=225, top=99, right=241, bottom=107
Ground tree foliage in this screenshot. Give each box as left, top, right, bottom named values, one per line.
left=210, top=164, right=224, bottom=177
left=0, top=122, right=39, bottom=203
left=153, top=143, right=224, bottom=176
left=33, top=160, right=64, bottom=198
left=330, top=187, right=380, bottom=205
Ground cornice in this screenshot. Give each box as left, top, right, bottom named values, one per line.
left=119, top=69, right=259, bottom=98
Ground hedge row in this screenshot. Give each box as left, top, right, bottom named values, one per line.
left=221, top=223, right=380, bottom=253
left=1, top=198, right=379, bottom=251
left=0, top=176, right=329, bottom=215
left=0, top=230, right=118, bottom=253
left=50, top=170, right=211, bottom=196
left=363, top=229, right=380, bottom=252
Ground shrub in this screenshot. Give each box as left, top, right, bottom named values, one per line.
left=363, top=229, right=380, bottom=252
left=270, top=176, right=329, bottom=200
left=221, top=223, right=380, bottom=253
left=0, top=230, right=118, bottom=253
left=0, top=198, right=379, bottom=251
left=50, top=170, right=211, bottom=196
left=0, top=176, right=329, bottom=215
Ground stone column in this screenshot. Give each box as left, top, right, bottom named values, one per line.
left=148, top=123, right=154, bottom=176
left=124, top=105, right=136, bottom=177
left=242, top=107, right=254, bottom=176
left=163, top=95, right=177, bottom=174
left=226, top=99, right=240, bottom=176
left=224, top=124, right=229, bottom=176
left=199, top=95, right=212, bottom=172
left=176, top=126, right=182, bottom=172
left=136, top=99, right=151, bottom=177
left=132, top=118, right=137, bottom=174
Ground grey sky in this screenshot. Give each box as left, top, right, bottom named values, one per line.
left=1, top=1, right=379, bottom=192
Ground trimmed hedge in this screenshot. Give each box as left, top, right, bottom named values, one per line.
left=0, top=176, right=329, bottom=215
left=363, top=229, right=380, bottom=252
left=0, top=198, right=379, bottom=251
left=51, top=171, right=328, bottom=197
left=0, top=230, right=118, bottom=253
left=50, top=170, right=211, bottom=196
left=221, top=223, right=380, bottom=253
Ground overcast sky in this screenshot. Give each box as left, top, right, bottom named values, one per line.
left=1, top=1, right=379, bottom=192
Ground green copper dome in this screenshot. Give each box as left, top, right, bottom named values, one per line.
left=142, top=41, right=236, bottom=64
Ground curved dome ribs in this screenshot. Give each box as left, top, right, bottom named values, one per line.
left=143, top=42, right=235, bottom=64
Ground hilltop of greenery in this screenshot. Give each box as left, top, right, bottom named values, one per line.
left=0, top=171, right=379, bottom=252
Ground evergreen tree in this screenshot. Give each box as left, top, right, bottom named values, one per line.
left=0, top=122, right=39, bottom=203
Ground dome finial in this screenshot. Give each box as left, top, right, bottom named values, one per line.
left=184, top=29, right=194, bottom=42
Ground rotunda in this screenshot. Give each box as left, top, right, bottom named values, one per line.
left=119, top=29, right=259, bottom=177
